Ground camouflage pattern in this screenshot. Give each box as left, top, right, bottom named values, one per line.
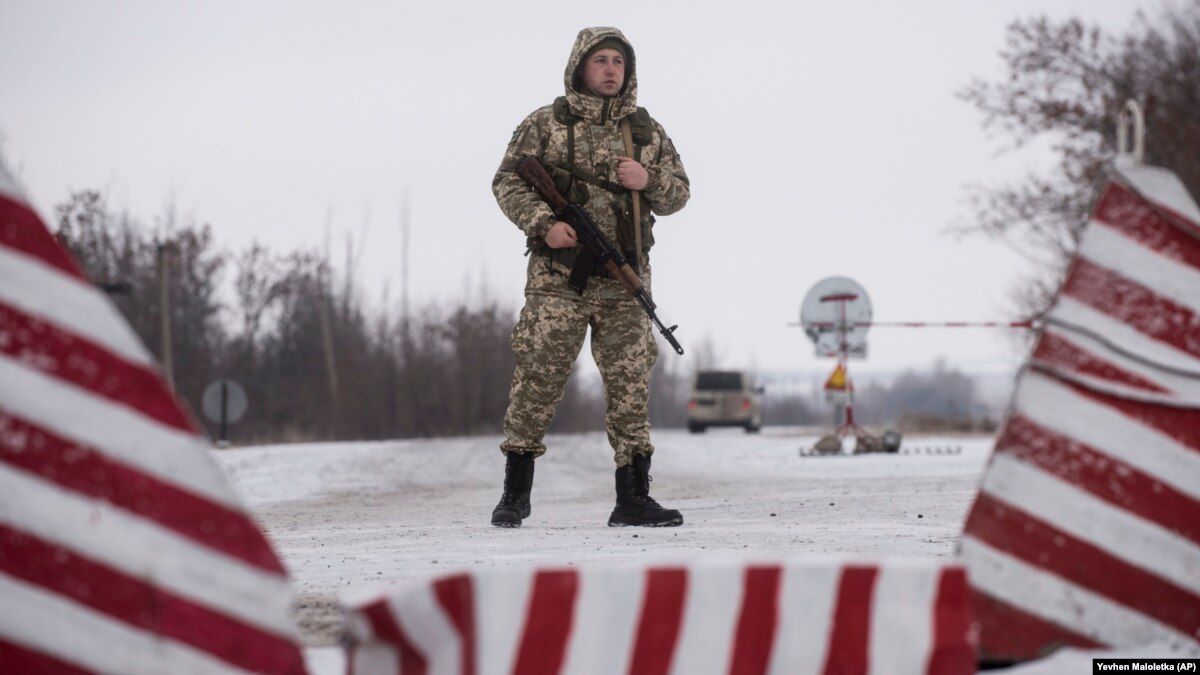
left=494, top=27, right=688, bottom=466
left=492, top=26, right=691, bottom=275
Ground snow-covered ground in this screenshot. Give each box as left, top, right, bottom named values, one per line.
left=214, top=427, right=993, bottom=648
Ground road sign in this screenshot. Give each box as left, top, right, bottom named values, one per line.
left=824, top=364, right=847, bottom=391
left=202, top=379, right=248, bottom=444
left=800, top=277, right=872, bottom=359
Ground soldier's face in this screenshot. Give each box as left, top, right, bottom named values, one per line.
left=581, top=49, right=625, bottom=97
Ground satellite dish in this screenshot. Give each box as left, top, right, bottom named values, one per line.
left=800, top=276, right=873, bottom=359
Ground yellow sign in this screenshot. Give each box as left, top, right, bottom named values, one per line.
left=824, top=364, right=848, bottom=391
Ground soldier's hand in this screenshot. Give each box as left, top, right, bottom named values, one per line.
left=544, top=221, right=578, bottom=249
left=616, top=157, right=649, bottom=191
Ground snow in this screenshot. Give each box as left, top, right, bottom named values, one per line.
left=214, top=427, right=993, bottom=650
left=215, top=430, right=1194, bottom=673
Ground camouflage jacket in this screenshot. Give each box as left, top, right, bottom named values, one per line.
left=492, top=27, right=690, bottom=295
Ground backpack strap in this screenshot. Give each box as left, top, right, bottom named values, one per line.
left=621, top=116, right=644, bottom=273
left=629, top=107, right=653, bottom=145
left=552, top=97, right=578, bottom=169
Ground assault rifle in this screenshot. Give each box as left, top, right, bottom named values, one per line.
left=517, top=156, right=684, bottom=355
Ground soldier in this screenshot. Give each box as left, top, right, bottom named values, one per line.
left=490, top=27, right=690, bottom=528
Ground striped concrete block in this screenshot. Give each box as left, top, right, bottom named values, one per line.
left=961, top=159, right=1200, bottom=661
left=343, top=558, right=974, bottom=675
left=0, top=154, right=308, bottom=673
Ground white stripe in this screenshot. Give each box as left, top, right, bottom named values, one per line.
left=0, top=244, right=152, bottom=366
left=0, top=465, right=297, bottom=640
left=1079, top=221, right=1200, bottom=315
left=962, top=536, right=1197, bottom=650
left=1039, top=325, right=1200, bottom=406
left=0, top=355, right=240, bottom=507
left=390, top=583, right=461, bottom=675
left=0, top=570, right=252, bottom=675
left=342, top=600, right=404, bottom=674
left=981, top=453, right=1200, bottom=596
left=562, top=565, right=645, bottom=675
left=1115, top=162, right=1200, bottom=230
left=1014, top=371, right=1200, bottom=502
left=766, top=559, right=839, bottom=675
left=1048, top=296, right=1200, bottom=375
left=669, top=562, right=745, bottom=675
left=868, top=563, right=938, bottom=675
left=475, top=568, right=532, bottom=675
left=349, top=644, right=399, bottom=675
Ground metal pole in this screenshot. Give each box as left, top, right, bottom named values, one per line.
left=157, top=243, right=174, bottom=392
left=319, top=272, right=340, bottom=435
left=795, top=320, right=1036, bottom=329
left=219, top=381, right=229, bottom=444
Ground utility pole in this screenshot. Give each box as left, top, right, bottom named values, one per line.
left=318, top=260, right=340, bottom=436
left=157, top=241, right=176, bottom=392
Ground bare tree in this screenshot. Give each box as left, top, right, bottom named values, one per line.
left=958, top=5, right=1200, bottom=316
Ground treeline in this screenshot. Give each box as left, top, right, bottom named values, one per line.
left=755, top=362, right=994, bottom=432
left=853, top=361, right=995, bottom=432
left=55, top=190, right=669, bottom=443
left=55, top=190, right=994, bottom=443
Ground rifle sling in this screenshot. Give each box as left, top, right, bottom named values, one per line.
left=561, top=165, right=628, bottom=195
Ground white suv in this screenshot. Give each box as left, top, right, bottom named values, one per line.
left=687, top=370, right=763, bottom=433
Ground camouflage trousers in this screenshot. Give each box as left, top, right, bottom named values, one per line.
left=501, top=288, right=659, bottom=467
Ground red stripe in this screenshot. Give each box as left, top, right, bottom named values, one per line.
left=728, top=565, right=782, bottom=675
left=0, top=525, right=305, bottom=674
left=433, top=573, right=475, bottom=675
left=1093, top=181, right=1200, bottom=271
left=965, top=493, right=1200, bottom=639
left=512, top=569, right=578, bottom=675
left=1032, top=330, right=1168, bottom=393
left=362, top=600, right=426, bottom=675
left=0, top=302, right=196, bottom=433
left=971, top=589, right=1100, bottom=662
left=628, top=567, right=688, bottom=675
left=0, top=193, right=87, bottom=281
left=820, top=566, right=878, bottom=675
left=0, top=637, right=93, bottom=675
left=926, top=568, right=974, bottom=675
left=1049, top=374, right=1200, bottom=453
left=0, top=412, right=285, bottom=574
left=1063, top=258, right=1200, bottom=359
left=997, top=413, right=1200, bottom=544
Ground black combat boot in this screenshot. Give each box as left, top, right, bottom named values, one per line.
left=491, top=452, right=535, bottom=528
left=608, top=453, right=683, bottom=527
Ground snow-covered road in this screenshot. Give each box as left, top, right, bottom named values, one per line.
left=214, top=428, right=993, bottom=647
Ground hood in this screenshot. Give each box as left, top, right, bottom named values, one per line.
left=563, top=27, right=638, bottom=123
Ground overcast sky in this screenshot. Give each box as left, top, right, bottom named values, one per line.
left=1, top=1, right=1150, bottom=379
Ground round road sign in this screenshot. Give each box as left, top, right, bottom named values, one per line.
left=201, top=379, right=248, bottom=425
left=800, top=276, right=873, bottom=359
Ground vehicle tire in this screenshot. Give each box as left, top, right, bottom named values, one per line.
left=688, top=423, right=706, bottom=434
left=745, top=423, right=761, bottom=433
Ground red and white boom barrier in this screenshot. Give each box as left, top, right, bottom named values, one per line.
left=344, top=558, right=975, bottom=675
left=0, top=157, right=308, bottom=673
left=961, top=158, right=1200, bottom=661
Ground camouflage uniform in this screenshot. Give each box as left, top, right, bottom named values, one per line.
left=493, top=27, right=690, bottom=467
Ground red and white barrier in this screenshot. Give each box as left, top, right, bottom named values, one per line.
left=0, top=157, right=307, bottom=673
left=961, top=159, right=1200, bottom=661
left=343, top=558, right=975, bottom=675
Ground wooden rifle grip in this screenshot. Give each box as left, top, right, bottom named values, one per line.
left=516, top=157, right=569, bottom=212
left=605, top=261, right=643, bottom=294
